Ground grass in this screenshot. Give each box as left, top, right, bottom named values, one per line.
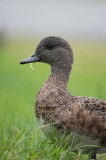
left=0, top=38, right=106, bottom=159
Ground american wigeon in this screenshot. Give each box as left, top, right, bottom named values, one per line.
left=20, top=36, right=106, bottom=159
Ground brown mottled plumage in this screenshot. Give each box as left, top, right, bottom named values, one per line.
left=20, top=36, right=106, bottom=157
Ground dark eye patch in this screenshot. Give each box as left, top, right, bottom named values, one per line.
left=46, top=44, right=53, bottom=50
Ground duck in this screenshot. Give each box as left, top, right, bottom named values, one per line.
left=20, top=36, right=106, bottom=159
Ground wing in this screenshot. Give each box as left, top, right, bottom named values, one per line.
left=80, top=97, right=106, bottom=121
left=52, top=97, right=106, bottom=148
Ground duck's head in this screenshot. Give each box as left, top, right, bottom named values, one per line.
left=20, top=36, right=74, bottom=81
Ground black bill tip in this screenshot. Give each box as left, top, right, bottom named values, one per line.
left=20, top=60, right=30, bottom=64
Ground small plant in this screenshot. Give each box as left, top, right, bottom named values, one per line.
left=0, top=119, right=106, bottom=160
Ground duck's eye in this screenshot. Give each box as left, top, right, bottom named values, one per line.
left=46, top=44, right=53, bottom=50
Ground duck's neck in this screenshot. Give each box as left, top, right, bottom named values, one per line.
left=50, top=64, right=71, bottom=88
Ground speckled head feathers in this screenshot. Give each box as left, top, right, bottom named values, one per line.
left=35, top=36, right=74, bottom=82
left=36, top=36, right=73, bottom=66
